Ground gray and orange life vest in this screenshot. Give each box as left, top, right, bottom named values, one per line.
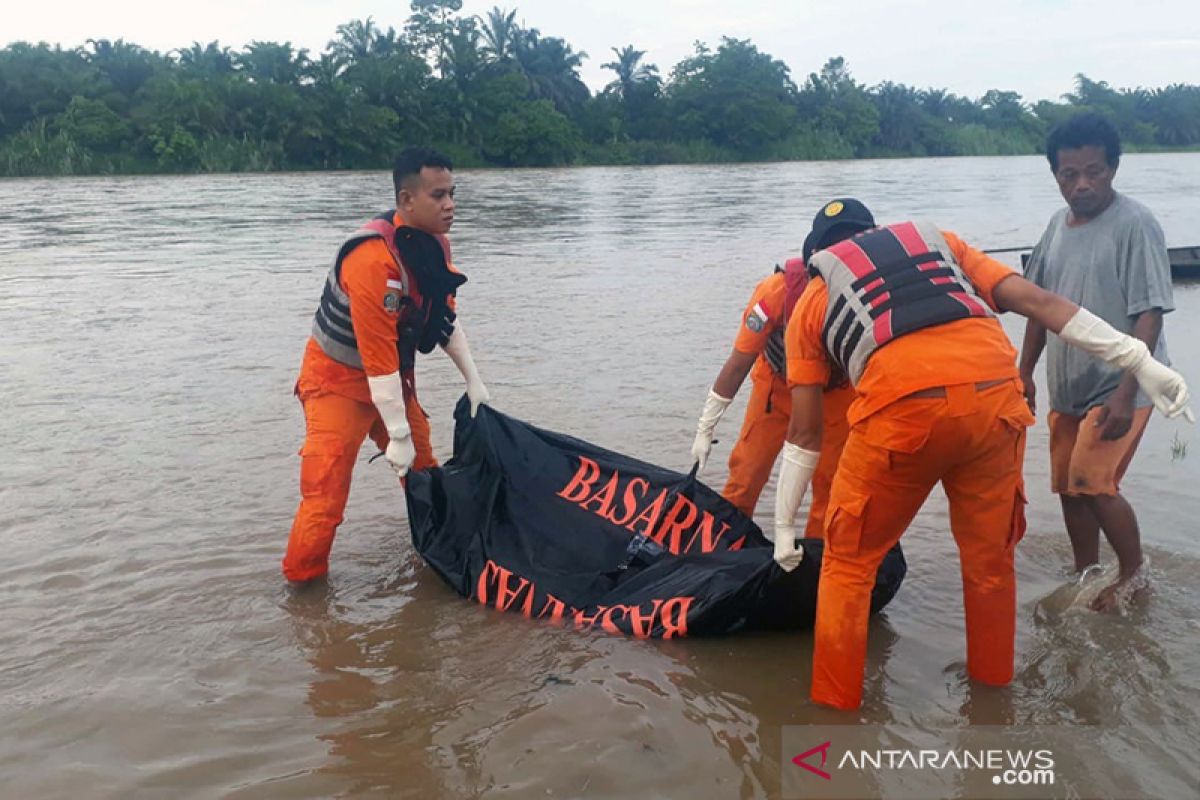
left=312, top=211, right=465, bottom=372
left=807, top=221, right=992, bottom=385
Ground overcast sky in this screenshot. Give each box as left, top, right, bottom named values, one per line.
left=6, top=0, right=1199, bottom=102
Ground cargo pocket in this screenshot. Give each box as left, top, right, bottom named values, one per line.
left=825, top=490, right=869, bottom=557
left=864, top=411, right=933, bottom=455
left=1007, top=483, right=1028, bottom=549
left=998, top=388, right=1036, bottom=430
left=298, top=435, right=349, bottom=499
left=998, top=404, right=1034, bottom=462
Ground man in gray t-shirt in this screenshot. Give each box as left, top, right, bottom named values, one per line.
left=1020, top=113, right=1174, bottom=612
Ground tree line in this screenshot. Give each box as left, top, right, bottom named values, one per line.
left=2, top=0, right=1198, bottom=176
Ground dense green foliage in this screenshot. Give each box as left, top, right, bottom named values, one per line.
left=2, top=2, right=1198, bottom=175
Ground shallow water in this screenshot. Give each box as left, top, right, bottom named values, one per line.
left=1, top=155, right=1198, bottom=798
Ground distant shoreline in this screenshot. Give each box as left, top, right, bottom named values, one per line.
left=4, top=18, right=1198, bottom=179
left=4, top=145, right=1199, bottom=181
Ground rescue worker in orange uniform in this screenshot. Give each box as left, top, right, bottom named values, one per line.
left=771, top=207, right=1192, bottom=710
left=689, top=201, right=874, bottom=537
left=283, top=148, right=491, bottom=584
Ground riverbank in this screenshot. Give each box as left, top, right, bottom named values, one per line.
left=5, top=133, right=1199, bottom=179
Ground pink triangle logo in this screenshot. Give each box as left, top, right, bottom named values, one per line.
left=792, top=740, right=833, bottom=780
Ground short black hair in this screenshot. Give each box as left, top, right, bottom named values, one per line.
left=1045, top=112, right=1121, bottom=172
left=392, top=147, right=453, bottom=196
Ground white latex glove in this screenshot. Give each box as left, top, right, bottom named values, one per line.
left=691, top=389, right=733, bottom=470
left=773, top=442, right=820, bottom=571
left=367, top=372, right=416, bottom=476
left=1133, top=359, right=1194, bottom=421
left=1059, top=308, right=1194, bottom=421
left=442, top=323, right=491, bottom=417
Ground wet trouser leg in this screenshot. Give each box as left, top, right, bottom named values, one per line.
left=283, top=391, right=380, bottom=582
left=810, top=382, right=1029, bottom=709
left=811, top=408, right=935, bottom=710
left=721, top=374, right=790, bottom=517
left=803, top=386, right=855, bottom=540
left=942, top=388, right=1028, bottom=686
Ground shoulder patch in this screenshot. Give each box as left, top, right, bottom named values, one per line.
left=383, top=290, right=403, bottom=314
left=745, top=301, right=770, bottom=333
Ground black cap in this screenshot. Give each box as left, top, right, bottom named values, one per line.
left=802, top=198, right=875, bottom=261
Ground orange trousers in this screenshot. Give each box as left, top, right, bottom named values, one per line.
left=722, top=374, right=852, bottom=539
left=283, top=386, right=435, bottom=582
left=812, top=381, right=1033, bottom=710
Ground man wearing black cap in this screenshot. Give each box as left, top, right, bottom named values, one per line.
left=771, top=216, right=1191, bottom=710
left=688, top=199, right=876, bottom=541
left=801, top=198, right=877, bottom=273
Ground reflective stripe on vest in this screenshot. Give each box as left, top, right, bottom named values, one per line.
left=809, top=221, right=993, bottom=385
left=311, top=213, right=417, bottom=370
left=763, top=328, right=786, bottom=376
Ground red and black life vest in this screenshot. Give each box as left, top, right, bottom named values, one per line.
left=807, top=221, right=993, bottom=385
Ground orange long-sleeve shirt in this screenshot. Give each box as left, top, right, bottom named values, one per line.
left=785, top=230, right=1020, bottom=426
left=732, top=272, right=788, bottom=384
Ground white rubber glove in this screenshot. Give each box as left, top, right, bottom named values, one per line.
left=367, top=373, right=416, bottom=476
left=691, top=389, right=733, bottom=470
left=442, top=323, right=491, bottom=417
left=1059, top=308, right=1194, bottom=421
left=773, top=442, right=820, bottom=572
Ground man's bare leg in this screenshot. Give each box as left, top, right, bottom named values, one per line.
left=1086, top=492, right=1145, bottom=612
left=1060, top=494, right=1101, bottom=572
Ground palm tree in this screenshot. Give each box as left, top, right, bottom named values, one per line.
left=513, top=30, right=588, bottom=113
left=370, top=25, right=403, bottom=60
left=304, top=53, right=345, bottom=87
left=329, top=18, right=379, bottom=64
left=85, top=38, right=165, bottom=97
left=601, top=45, right=658, bottom=98
left=407, top=0, right=464, bottom=75
left=478, top=7, right=519, bottom=63
left=980, top=89, right=1025, bottom=124
left=872, top=81, right=925, bottom=151
left=442, top=18, right=483, bottom=84
left=919, top=87, right=952, bottom=120
left=1149, top=84, right=1200, bottom=146
left=175, top=41, right=235, bottom=76
left=237, top=41, right=309, bottom=85
left=439, top=19, right=484, bottom=144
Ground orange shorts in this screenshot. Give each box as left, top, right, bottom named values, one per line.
left=1048, top=405, right=1151, bottom=496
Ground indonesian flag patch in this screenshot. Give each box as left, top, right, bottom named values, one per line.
left=383, top=278, right=405, bottom=315
left=745, top=301, right=770, bottom=333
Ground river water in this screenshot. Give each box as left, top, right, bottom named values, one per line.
left=1, top=155, right=1197, bottom=799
